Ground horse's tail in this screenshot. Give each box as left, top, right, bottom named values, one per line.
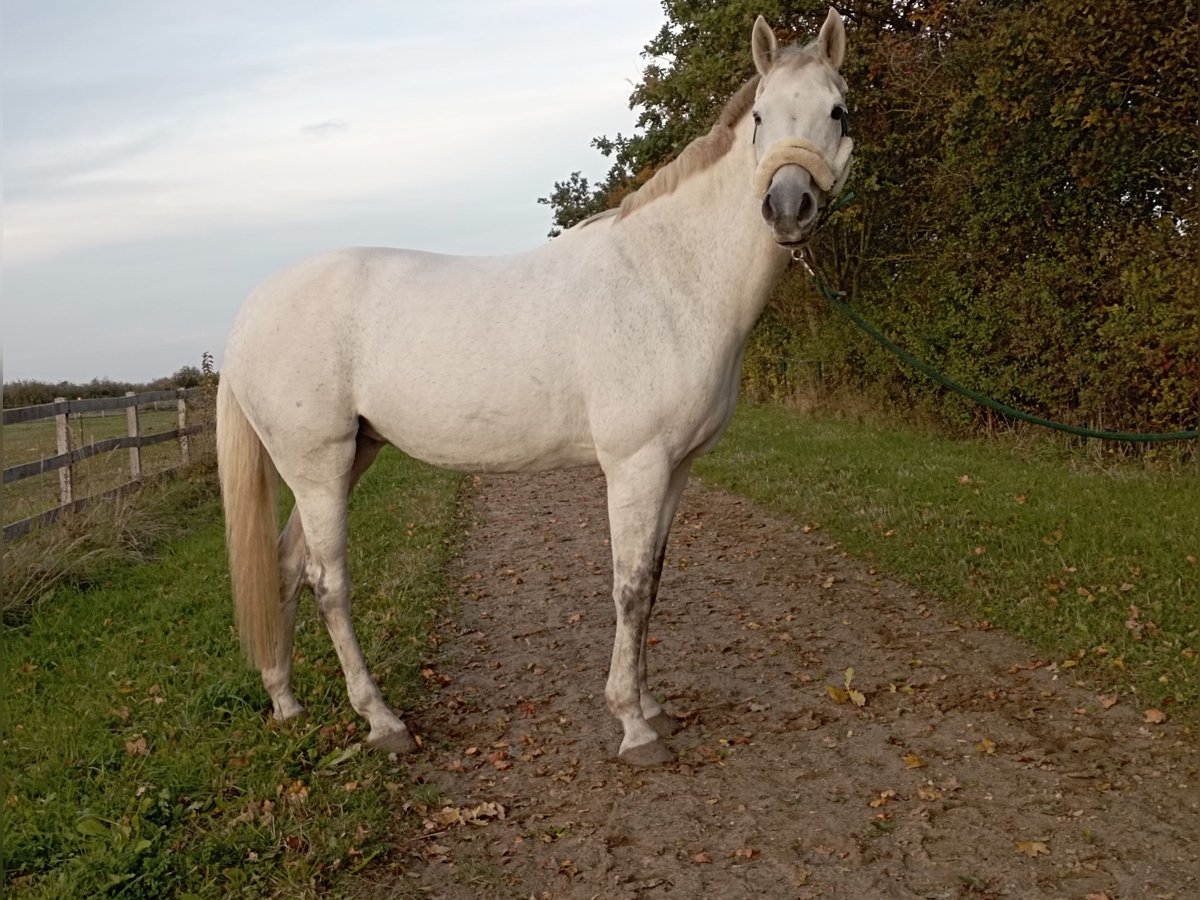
left=216, top=378, right=279, bottom=668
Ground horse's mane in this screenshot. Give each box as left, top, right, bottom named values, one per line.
left=613, top=44, right=828, bottom=221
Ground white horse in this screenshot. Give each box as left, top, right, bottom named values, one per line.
left=218, top=10, right=853, bottom=766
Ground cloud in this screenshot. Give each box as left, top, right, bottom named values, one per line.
left=301, top=119, right=350, bottom=138
left=4, top=29, right=646, bottom=266
left=1, top=1, right=667, bottom=381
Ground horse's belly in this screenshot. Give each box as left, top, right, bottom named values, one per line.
left=362, top=391, right=597, bottom=474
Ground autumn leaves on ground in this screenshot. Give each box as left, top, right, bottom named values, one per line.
left=5, top=408, right=1196, bottom=898
left=357, top=462, right=1196, bottom=900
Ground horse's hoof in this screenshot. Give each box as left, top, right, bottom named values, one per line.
left=272, top=705, right=307, bottom=724
left=618, top=739, right=675, bottom=767
left=646, top=712, right=680, bottom=737
left=367, top=726, right=417, bottom=755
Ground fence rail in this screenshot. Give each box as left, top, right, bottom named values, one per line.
left=3, top=387, right=213, bottom=542
left=1, top=390, right=189, bottom=426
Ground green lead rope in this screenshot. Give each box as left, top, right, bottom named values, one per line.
left=799, top=194, right=1198, bottom=443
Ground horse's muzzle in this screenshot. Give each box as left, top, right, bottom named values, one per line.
left=761, top=164, right=820, bottom=246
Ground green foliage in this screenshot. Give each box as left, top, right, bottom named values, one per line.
left=537, top=171, right=607, bottom=238
left=544, top=0, right=1198, bottom=439
left=3, top=355, right=218, bottom=406
left=3, top=450, right=463, bottom=897
left=695, top=404, right=1200, bottom=714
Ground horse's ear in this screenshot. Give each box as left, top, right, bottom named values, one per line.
left=817, top=8, right=846, bottom=72
left=752, top=16, right=777, bottom=76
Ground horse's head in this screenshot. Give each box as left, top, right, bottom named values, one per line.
left=750, top=9, right=853, bottom=248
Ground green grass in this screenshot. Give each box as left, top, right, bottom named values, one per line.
left=695, top=403, right=1200, bottom=716
left=3, top=448, right=463, bottom=897
left=5, top=409, right=199, bottom=527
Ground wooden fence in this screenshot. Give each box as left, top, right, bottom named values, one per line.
left=3, top=388, right=213, bottom=542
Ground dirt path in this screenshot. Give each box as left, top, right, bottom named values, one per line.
left=364, top=469, right=1197, bottom=899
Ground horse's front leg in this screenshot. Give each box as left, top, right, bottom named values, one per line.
left=637, top=460, right=691, bottom=737
left=603, top=455, right=688, bottom=765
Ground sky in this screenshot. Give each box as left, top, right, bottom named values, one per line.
left=2, top=0, right=667, bottom=384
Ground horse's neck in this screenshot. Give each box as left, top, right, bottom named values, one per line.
left=614, top=127, right=788, bottom=339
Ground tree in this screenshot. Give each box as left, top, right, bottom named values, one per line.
left=171, top=366, right=203, bottom=388
left=542, top=0, right=1198, bottom=436
left=537, top=172, right=606, bottom=237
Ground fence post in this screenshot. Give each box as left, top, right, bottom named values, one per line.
left=125, top=392, right=142, bottom=480
left=177, top=388, right=190, bottom=466
left=55, top=397, right=74, bottom=505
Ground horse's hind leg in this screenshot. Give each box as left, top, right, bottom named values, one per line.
left=602, top=453, right=684, bottom=766
left=281, top=434, right=415, bottom=753
left=261, top=434, right=383, bottom=724
left=260, top=508, right=306, bottom=722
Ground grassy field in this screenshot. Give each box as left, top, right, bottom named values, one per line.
left=3, top=449, right=463, bottom=897
left=4, top=409, right=203, bottom=528
left=695, top=403, right=1200, bottom=716
left=5, top=401, right=1196, bottom=894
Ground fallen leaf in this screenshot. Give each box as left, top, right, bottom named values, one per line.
left=489, top=750, right=513, bottom=770
left=420, top=843, right=451, bottom=862
left=1015, top=840, right=1050, bottom=858
left=1143, top=708, right=1167, bottom=724
left=730, top=847, right=759, bottom=860
left=848, top=689, right=867, bottom=708
left=423, top=801, right=506, bottom=832
left=916, top=786, right=942, bottom=801
left=902, top=752, right=926, bottom=769
left=826, top=686, right=850, bottom=705
left=1099, top=694, right=1118, bottom=710
left=868, top=789, right=897, bottom=808
left=692, top=851, right=712, bottom=864
left=976, top=738, right=997, bottom=755
left=124, top=736, right=149, bottom=757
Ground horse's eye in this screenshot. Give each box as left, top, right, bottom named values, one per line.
left=752, top=111, right=762, bottom=124
left=831, top=106, right=845, bottom=121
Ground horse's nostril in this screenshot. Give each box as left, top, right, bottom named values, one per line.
left=761, top=193, right=775, bottom=222
left=797, top=191, right=816, bottom=225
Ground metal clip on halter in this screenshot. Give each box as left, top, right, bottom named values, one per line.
left=791, top=243, right=816, bottom=277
